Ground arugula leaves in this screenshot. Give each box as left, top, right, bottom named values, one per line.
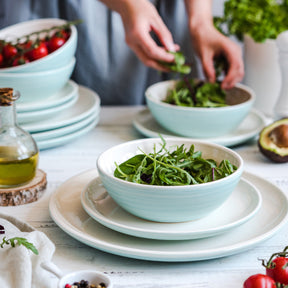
left=163, top=79, right=227, bottom=107
left=0, top=232, right=39, bottom=255
left=214, top=0, right=288, bottom=43
left=114, top=138, right=237, bottom=186
left=159, top=51, right=191, bottom=74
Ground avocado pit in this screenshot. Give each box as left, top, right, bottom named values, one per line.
left=258, top=119, right=288, bottom=163
left=268, top=124, right=288, bottom=148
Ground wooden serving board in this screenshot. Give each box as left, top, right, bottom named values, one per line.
left=0, top=169, right=47, bottom=206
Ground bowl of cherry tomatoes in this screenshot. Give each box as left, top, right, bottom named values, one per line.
left=0, top=18, right=77, bottom=73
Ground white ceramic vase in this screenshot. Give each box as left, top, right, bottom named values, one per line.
left=275, top=31, right=288, bottom=119
left=243, top=35, right=281, bottom=118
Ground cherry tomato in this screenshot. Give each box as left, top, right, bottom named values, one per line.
left=3, top=43, right=18, bottom=60
left=0, top=53, right=3, bottom=67
left=12, top=55, right=30, bottom=66
left=42, top=36, right=51, bottom=50
left=53, top=28, right=71, bottom=40
left=243, top=274, right=276, bottom=288
left=47, top=36, right=66, bottom=53
left=26, top=41, right=48, bottom=61
left=17, top=40, right=33, bottom=54
left=266, top=256, right=288, bottom=285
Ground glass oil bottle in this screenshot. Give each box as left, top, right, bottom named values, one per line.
left=0, top=88, right=39, bottom=187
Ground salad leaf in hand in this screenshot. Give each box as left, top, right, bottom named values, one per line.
left=159, top=51, right=191, bottom=74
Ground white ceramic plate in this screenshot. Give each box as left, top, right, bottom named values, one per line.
left=36, top=115, right=99, bottom=150
left=81, top=176, right=262, bottom=240
left=133, top=108, right=267, bottom=147
left=49, top=170, right=288, bottom=262
left=16, top=80, right=79, bottom=112
left=17, top=92, right=78, bottom=124
left=21, top=85, right=101, bottom=133
left=31, top=112, right=98, bottom=142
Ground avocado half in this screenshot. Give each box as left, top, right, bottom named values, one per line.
left=258, top=118, right=288, bottom=163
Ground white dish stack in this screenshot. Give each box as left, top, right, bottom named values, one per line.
left=16, top=81, right=101, bottom=150
left=0, top=18, right=101, bottom=150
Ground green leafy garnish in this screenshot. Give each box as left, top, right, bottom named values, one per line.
left=163, top=78, right=227, bottom=107
left=114, top=138, right=237, bottom=186
left=159, top=51, right=191, bottom=74
left=214, top=0, right=288, bottom=43
left=0, top=236, right=39, bottom=255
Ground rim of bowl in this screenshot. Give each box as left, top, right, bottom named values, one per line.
left=145, top=80, right=255, bottom=111
left=0, top=57, right=75, bottom=76
left=97, top=137, right=244, bottom=190
left=0, top=18, right=77, bottom=72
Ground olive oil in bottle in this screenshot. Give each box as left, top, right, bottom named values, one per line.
left=0, top=146, right=39, bottom=186
left=0, top=88, right=39, bottom=188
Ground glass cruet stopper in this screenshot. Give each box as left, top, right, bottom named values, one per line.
left=0, top=88, right=39, bottom=187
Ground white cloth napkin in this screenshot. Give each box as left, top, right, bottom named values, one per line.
left=0, top=213, right=56, bottom=288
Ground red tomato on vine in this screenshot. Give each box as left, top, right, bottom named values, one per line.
left=53, top=28, right=70, bottom=40
left=26, top=41, right=48, bottom=61
left=0, top=53, right=3, bottom=67
left=243, top=274, right=276, bottom=288
left=3, top=43, right=18, bottom=60
left=12, top=55, right=30, bottom=66
left=264, top=250, right=288, bottom=285
left=47, top=36, right=66, bottom=53
left=17, top=40, right=32, bottom=55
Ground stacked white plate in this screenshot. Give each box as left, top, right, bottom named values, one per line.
left=49, top=169, right=288, bottom=262
left=16, top=80, right=101, bottom=150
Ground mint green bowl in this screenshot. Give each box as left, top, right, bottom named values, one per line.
left=0, top=57, right=75, bottom=103
left=97, top=138, right=244, bottom=223
left=145, top=80, right=255, bottom=138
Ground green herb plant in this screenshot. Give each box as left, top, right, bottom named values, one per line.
left=214, top=0, right=288, bottom=43
left=114, top=137, right=237, bottom=186
left=0, top=236, right=39, bottom=255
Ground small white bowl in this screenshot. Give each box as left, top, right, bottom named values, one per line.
left=41, top=261, right=113, bottom=288
left=97, top=137, right=244, bottom=222
left=145, top=80, right=255, bottom=138
left=58, top=270, right=113, bottom=288
left=0, top=18, right=77, bottom=73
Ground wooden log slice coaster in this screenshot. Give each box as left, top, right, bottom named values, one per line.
left=0, top=169, right=47, bottom=206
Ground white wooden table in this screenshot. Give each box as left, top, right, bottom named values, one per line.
left=2, top=106, right=288, bottom=288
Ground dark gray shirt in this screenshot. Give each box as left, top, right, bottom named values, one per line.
left=0, top=0, right=201, bottom=105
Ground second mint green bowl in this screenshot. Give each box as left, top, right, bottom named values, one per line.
left=145, top=80, right=255, bottom=138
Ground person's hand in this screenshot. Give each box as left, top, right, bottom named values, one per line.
left=190, top=24, right=244, bottom=89
left=100, top=0, right=179, bottom=71
left=185, top=0, right=244, bottom=89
